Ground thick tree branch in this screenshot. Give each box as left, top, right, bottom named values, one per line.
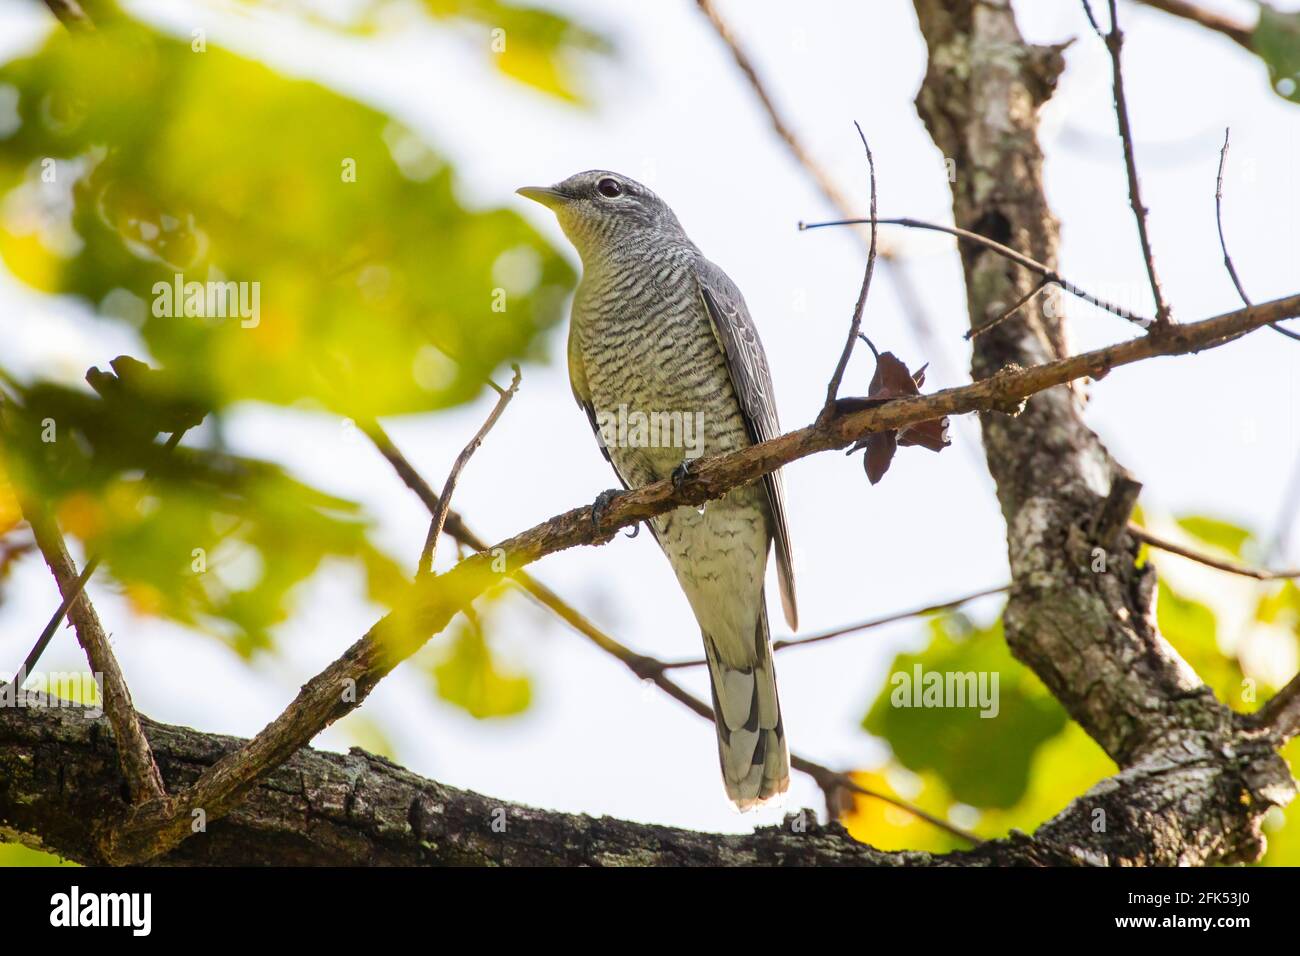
left=1, top=686, right=1288, bottom=866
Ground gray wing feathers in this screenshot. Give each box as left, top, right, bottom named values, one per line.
left=703, top=599, right=789, bottom=809
left=695, top=257, right=799, bottom=632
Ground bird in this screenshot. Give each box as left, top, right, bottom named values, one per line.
left=517, top=170, right=797, bottom=809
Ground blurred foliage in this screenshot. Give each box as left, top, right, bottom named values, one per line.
left=0, top=15, right=574, bottom=418
left=0, top=7, right=580, bottom=691
left=1256, top=3, right=1300, bottom=104
left=848, top=512, right=1300, bottom=863
left=862, top=613, right=1067, bottom=809
left=230, top=0, right=613, bottom=103
left=1175, top=514, right=1253, bottom=558
left=1155, top=579, right=1249, bottom=707
left=428, top=610, right=531, bottom=719
left=1, top=377, right=407, bottom=656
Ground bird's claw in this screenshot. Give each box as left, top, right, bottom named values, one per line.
left=672, top=457, right=698, bottom=490
left=591, top=488, right=622, bottom=531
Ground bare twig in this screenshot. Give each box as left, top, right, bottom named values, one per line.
left=801, top=216, right=1150, bottom=327
left=93, top=289, right=1300, bottom=863
left=418, top=366, right=521, bottom=576
left=1135, top=0, right=1253, bottom=51
left=1087, top=0, right=1173, bottom=326
left=20, top=502, right=165, bottom=804
left=967, top=279, right=1050, bottom=341
left=1131, top=524, right=1300, bottom=581
left=15, top=554, right=98, bottom=686
left=1214, top=128, right=1300, bottom=343
left=822, top=124, right=877, bottom=412
left=662, top=584, right=1009, bottom=669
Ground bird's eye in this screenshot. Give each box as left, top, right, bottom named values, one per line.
left=596, top=177, right=623, bottom=198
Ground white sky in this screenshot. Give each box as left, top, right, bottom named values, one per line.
left=1, top=0, right=1297, bottom=837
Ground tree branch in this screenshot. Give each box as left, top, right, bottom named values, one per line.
left=1085, top=0, right=1172, bottom=326
left=1, top=684, right=1288, bottom=866
left=418, top=366, right=521, bottom=575
left=822, top=124, right=877, bottom=411
left=17, top=503, right=165, bottom=804
left=1132, top=524, right=1300, bottom=581
left=661, top=584, right=1009, bottom=667
left=1135, top=0, right=1254, bottom=51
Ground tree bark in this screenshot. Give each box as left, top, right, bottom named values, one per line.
left=909, top=0, right=1292, bottom=862
left=0, top=684, right=1289, bottom=866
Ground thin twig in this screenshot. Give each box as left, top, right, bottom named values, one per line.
left=822, top=124, right=877, bottom=413
left=418, top=366, right=521, bottom=576
left=1090, top=0, right=1173, bottom=326
left=661, top=584, right=1008, bottom=669
left=1131, top=524, right=1300, bottom=581
left=1214, top=128, right=1300, bottom=343
left=801, top=216, right=1151, bottom=328
left=16, top=554, right=98, bottom=686
left=967, top=280, right=1050, bottom=341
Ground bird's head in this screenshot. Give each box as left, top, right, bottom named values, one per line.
left=516, top=170, right=685, bottom=258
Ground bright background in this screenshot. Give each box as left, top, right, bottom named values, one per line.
left=1, top=0, right=1297, bottom=846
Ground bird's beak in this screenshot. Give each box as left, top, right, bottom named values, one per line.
left=516, top=185, right=569, bottom=210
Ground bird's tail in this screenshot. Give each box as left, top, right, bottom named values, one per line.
left=703, top=598, right=789, bottom=811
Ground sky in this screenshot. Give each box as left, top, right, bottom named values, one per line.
left=0, top=0, right=1298, bottom=837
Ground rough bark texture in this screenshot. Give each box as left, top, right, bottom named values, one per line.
left=910, top=0, right=1292, bottom=861
left=0, top=685, right=1288, bottom=866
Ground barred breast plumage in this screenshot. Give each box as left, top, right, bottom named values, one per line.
left=519, top=170, right=795, bottom=810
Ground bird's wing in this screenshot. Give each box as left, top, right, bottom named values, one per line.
left=694, top=256, right=798, bottom=631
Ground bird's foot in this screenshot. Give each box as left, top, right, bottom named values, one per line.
left=672, top=457, right=699, bottom=491
left=591, top=488, right=623, bottom=531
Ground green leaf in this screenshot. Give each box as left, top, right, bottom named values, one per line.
left=0, top=17, right=575, bottom=419
left=431, top=615, right=531, bottom=718
left=1156, top=580, right=1250, bottom=707
left=0, top=382, right=406, bottom=656
left=1256, top=581, right=1300, bottom=631
left=1174, top=515, right=1253, bottom=558
left=863, top=612, right=1068, bottom=809
left=1255, top=4, right=1300, bottom=104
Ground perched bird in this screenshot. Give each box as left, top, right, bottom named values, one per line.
left=518, top=171, right=797, bottom=809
